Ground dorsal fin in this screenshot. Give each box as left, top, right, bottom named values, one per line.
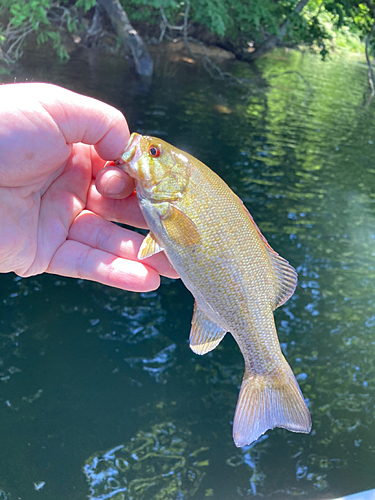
left=267, top=249, right=298, bottom=309
left=237, top=195, right=297, bottom=309
left=236, top=194, right=275, bottom=252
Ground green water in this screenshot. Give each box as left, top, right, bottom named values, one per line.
left=1, top=48, right=375, bottom=499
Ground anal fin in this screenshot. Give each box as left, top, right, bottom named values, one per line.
left=190, top=302, right=226, bottom=355
left=233, top=363, right=311, bottom=447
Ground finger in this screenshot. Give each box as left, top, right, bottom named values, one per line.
left=69, top=211, right=179, bottom=279
left=47, top=239, right=161, bottom=292
left=86, top=182, right=148, bottom=228
left=90, top=147, right=110, bottom=178
left=17, top=83, right=130, bottom=159
left=95, top=164, right=135, bottom=199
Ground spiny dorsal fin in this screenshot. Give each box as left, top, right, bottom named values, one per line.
left=161, top=204, right=201, bottom=247
left=138, top=232, right=164, bottom=260
left=190, top=302, right=227, bottom=355
left=267, top=249, right=298, bottom=310
left=238, top=195, right=297, bottom=309
left=236, top=194, right=275, bottom=252
left=233, top=364, right=311, bottom=447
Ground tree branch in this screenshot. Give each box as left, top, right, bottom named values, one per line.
left=247, top=0, right=311, bottom=61
left=365, top=19, right=375, bottom=106
left=97, top=0, right=153, bottom=77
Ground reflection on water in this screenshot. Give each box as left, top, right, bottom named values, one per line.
left=96, top=291, right=165, bottom=345
left=125, top=343, right=177, bottom=383
left=83, top=422, right=209, bottom=500
left=1, top=48, right=375, bottom=499
left=226, top=436, right=268, bottom=496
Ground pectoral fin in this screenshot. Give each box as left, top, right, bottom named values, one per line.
left=138, top=232, right=164, bottom=260
left=161, top=204, right=201, bottom=247
left=190, top=302, right=226, bottom=355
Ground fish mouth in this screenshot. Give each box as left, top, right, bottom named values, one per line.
left=120, top=132, right=140, bottom=163
left=121, top=145, right=136, bottom=163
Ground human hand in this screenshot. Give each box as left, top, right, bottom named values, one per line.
left=0, top=82, right=178, bottom=291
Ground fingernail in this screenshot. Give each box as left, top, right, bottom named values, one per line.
left=103, top=175, right=126, bottom=196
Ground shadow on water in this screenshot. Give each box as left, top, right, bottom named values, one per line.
left=1, top=46, right=375, bottom=499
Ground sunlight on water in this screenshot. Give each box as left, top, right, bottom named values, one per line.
left=1, top=48, right=375, bottom=499
left=83, top=423, right=209, bottom=500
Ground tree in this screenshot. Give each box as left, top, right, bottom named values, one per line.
left=120, top=0, right=375, bottom=61
left=2, top=0, right=375, bottom=80
left=0, top=0, right=74, bottom=65
left=97, top=0, right=153, bottom=76
left=0, top=0, right=153, bottom=76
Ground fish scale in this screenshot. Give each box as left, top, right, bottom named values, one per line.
left=118, top=132, right=311, bottom=447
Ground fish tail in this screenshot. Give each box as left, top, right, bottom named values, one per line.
left=233, top=365, right=311, bottom=447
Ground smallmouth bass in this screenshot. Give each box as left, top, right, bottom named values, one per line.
left=117, top=133, right=311, bottom=447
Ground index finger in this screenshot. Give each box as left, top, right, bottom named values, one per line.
left=4, top=83, right=130, bottom=160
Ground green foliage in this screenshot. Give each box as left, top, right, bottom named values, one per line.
left=0, top=0, right=375, bottom=68
left=74, top=0, right=96, bottom=13
left=189, top=0, right=230, bottom=36
left=299, top=0, right=374, bottom=57
left=121, top=0, right=183, bottom=26
left=37, top=30, right=70, bottom=61
left=120, top=0, right=374, bottom=59
left=121, top=0, right=287, bottom=40
left=9, top=0, right=50, bottom=29
left=0, top=0, right=81, bottom=65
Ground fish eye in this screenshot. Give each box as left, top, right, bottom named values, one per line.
left=148, top=145, right=161, bottom=157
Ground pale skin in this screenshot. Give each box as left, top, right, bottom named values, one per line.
left=0, top=82, right=178, bottom=291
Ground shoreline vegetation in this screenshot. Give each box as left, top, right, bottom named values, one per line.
left=0, top=0, right=374, bottom=84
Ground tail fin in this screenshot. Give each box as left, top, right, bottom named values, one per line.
left=233, top=366, right=311, bottom=447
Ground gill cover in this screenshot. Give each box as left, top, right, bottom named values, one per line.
left=121, top=133, right=200, bottom=249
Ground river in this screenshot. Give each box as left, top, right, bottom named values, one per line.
left=0, top=45, right=375, bottom=499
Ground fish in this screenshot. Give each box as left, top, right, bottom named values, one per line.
left=117, top=132, right=312, bottom=447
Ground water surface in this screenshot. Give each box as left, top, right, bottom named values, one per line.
left=1, top=47, right=375, bottom=499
